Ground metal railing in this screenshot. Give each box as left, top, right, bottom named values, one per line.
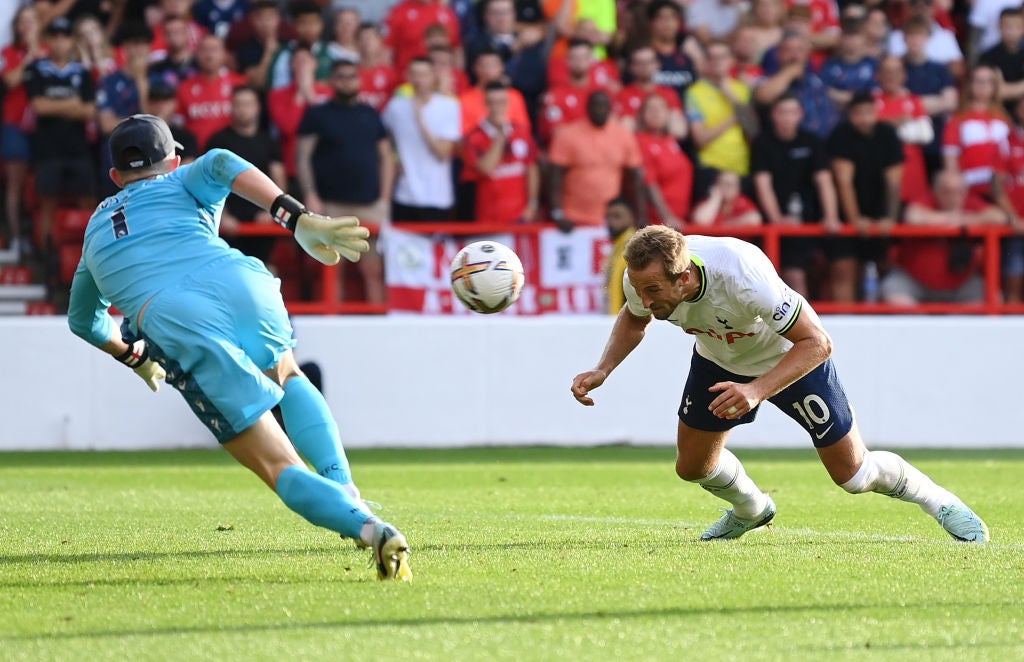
left=234, top=222, right=1024, bottom=315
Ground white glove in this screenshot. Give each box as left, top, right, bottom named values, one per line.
left=295, top=211, right=371, bottom=265
left=270, top=193, right=370, bottom=265
left=115, top=339, right=166, bottom=393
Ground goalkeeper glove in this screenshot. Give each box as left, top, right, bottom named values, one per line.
left=270, top=194, right=370, bottom=265
left=115, top=339, right=166, bottom=393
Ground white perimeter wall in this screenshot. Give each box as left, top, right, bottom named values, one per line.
left=3, top=315, right=1021, bottom=451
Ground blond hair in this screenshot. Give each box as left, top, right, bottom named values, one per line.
left=623, top=226, right=690, bottom=279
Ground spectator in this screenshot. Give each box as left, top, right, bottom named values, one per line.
left=462, top=80, right=540, bottom=225
left=874, top=56, right=933, bottom=203
left=902, top=16, right=958, bottom=174
left=755, top=30, right=840, bottom=139
left=332, top=0, right=402, bottom=26
left=193, top=0, right=251, bottom=41
left=786, top=0, right=840, bottom=60
left=148, top=15, right=198, bottom=89
left=328, top=6, right=361, bottom=63
left=691, top=170, right=763, bottom=227
left=268, top=47, right=332, bottom=182
left=685, top=39, right=759, bottom=184
left=464, top=0, right=546, bottom=120
left=96, top=21, right=155, bottom=196
left=464, top=0, right=542, bottom=79
left=459, top=47, right=530, bottom=136
left=0, top=4, right=42, bottom=257
left=747, top=0, right=786, bottom=65
left=24, top=17, right=97, bottom=249
left=177, top=34, right=246, bottom=150
left=729, top=24, right=765, bottom=89
left=355, top=22, right=398, bottom=112
left=299, top=58, right=393, bottom=305
left=819, top=16, right=879, bottom=109
left=687, top=0, right=745, bottom=44
left=426, top=41, right=470, bottom=96
left=548, top=90, right=646, bottom=232
left=647, top=0, right=701, bottom=100
left=73, top=15, right=118, bottom=80
left=969, top=0, right=1023, bottom=64
left=543, top=0, right=617, bottom=66
left=604, top=197, right=637, bottom=314
left=882, top=170, right=1003, bottom=304
left=615, top=45, right=686, bottom=138
left=147, top=80, right=199, bottom=163
left=1000, top=96, right=1024, bottom=302
left=206, top=85, right=287, bottom=266
left=385, top=0, right=462, bottom=76
left=979, top=8, right=1024, bottom=114
left=887, top=0, right=963, bottom=82
left=382, top=56, right=461, bottom=221
left=269, top=1, right=334, bottom=91
left=149, top=0, right=207, bottom=62
left=827, top=91, right=905, bottom=302
left=751, top=93, right=841, bottom=297
left=862, top=6, right=890, bottom=60
left=943, top=64, right=1012, bottom=202
left=538, top=38, right=611, bottom=146
left=235, top=0, right=284, bottom=91
left=635, top=93, right=691, bottom=228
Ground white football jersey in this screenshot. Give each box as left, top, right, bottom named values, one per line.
left=624, top=235, right=805, bottom=377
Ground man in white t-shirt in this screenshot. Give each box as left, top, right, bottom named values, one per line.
left=570, top=226, right=989, bottom=543
left=382, top=56, right=462, bottom=220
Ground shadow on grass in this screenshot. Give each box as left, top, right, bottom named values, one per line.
left=1, top=600, right=1021, bottom=645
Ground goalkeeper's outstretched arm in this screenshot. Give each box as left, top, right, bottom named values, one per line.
left=230, top=166, right=371, bottom=266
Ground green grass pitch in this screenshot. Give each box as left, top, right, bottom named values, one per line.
left=1, top=447, right=1021, bottom=661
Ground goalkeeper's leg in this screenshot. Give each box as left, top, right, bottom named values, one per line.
left=224, top=413, right=405, bottom=552
left=273, top=360, right=369, bottom=512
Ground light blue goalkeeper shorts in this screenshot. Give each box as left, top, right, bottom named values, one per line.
left=139, top=253, right=296, bottom=443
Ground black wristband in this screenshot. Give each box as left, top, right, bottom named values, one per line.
left=115, top=339, right=149, bottom=368
left=270, top=194, right=306, bottom=232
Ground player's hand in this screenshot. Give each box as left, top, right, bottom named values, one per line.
left=115, top=339, right=166, bottom=393
left=708, top=381, right=763, bottom=419
left=295, top=211, right=371, bottom=265
left=571, top=369, right=608, bottom=406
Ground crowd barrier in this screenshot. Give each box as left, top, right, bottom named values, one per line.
left=234, top=221, right=1024, bottom=316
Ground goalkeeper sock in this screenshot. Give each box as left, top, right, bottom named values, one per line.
left=692, top=448, right=768, bottom=519
left=840, top=450, right=956, bottom=518
left=275, top=465, right=372, bottom=539
left=279, top=375, right=354, bottom=485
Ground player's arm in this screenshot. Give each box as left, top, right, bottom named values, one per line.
left=185, top=149, right=370, bottom=264
left=709, top=301, right=832, bottom=419
left=571, top=305, right=651, bottom=406
left=68, top=264, right=165, bottom=392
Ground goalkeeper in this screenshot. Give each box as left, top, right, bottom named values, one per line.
left=67, top=114, right=411, bottom=581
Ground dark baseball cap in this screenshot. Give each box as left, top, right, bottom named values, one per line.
left=45, top=17, right=73, bottom=35
left=109, top=114, right=183, bottom=171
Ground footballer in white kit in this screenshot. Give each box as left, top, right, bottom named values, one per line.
left=572, top=226, right=989, bottom=543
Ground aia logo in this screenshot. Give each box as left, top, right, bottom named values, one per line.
left=684, top=327, right=755, bottom=344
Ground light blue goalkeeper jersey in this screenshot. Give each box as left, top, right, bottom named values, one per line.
left=68, top=149, right=254, bottom=347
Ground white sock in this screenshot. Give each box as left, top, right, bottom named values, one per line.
left=340, top=482, right=374, bottom=516
left=694, top=448, right=767, bottom=519
left=840, top=450, right=959, bottom=518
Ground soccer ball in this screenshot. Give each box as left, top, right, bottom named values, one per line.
left=450, top=241, right=525, bottom=314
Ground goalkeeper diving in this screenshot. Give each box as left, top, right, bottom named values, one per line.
left=67, top=114, right=412, bottom=581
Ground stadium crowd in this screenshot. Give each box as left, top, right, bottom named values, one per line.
left=2, top=0, right=1024, bottom=309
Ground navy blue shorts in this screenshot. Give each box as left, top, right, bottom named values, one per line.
left=677, top=350, right=854, bottom=448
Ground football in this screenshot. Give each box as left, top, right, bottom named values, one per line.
left=449, top=241, right=525, bottom=314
